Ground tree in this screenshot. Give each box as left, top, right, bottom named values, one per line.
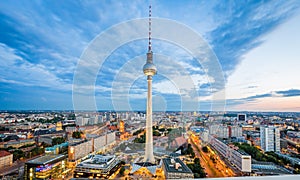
left=153, top=130, right=161, bottom=136
left=191, top=151, right=195, bottom=158
left=68, top=113, right=76, bottom=120
left=52, top=137, right=65, bottom=146
left=158, top=128, right=166, bottom=132
left=31, top=147, right=44, bottom=156
left=188, top=157, right=206, bottom=178
left=194, top=158, right=200, bottom=165
left=202, top=146, right=208, bottom=153
left=13, top=150, right=25, bottom=161
left=133, top=134, right=145, bottom=143
left=119, top=166, right=125, bottom=176
left=72, top=131, right=83, bottom=139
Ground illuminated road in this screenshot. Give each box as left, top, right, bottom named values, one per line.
left=189, top=133, right=235, bottom=178
left=189, top=137, right=222, bottom=178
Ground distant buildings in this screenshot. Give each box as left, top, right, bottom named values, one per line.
left=209, top=124, right=243, bottom=139
left=238, top=114, right=247, bottom=121
left=76, top=114, right=103, bottom=126
left=0, top=139, right=35, bottom=149
left=0, top=150, right=13, bottom=169
left=229, top=126, right=243, bottom=137
left=260, top=126, right=280, bottom=152
left=162, top=158, right=194, bottom=179
left=209, top=124, right=229, bottom=138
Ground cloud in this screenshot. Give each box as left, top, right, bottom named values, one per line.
left=209, top=0, right=300, bottom=75
left=0, top=43, right=72, bottom=91
left=276, top=89, right=300, bottom=97
left=226, top=89, right=300, bottom=108
left=247, top=85, right=258, bottom=89
left=1, top=1, right=300, bottom=110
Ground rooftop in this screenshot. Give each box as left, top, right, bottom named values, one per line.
left=237, top=149, right=250, bottom=156
left=163, top=158, right=193, bottom=174
left=252, top=163, right=292, bottom=174
left=77, top=155, right=118, bottom=169
left=0, top=150, right=11, bottom=157
left=26, top=154, right=66, bottom=165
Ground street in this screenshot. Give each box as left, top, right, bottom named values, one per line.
left=189, top=133, right=235, bottom=178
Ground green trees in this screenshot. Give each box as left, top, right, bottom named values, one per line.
left=235, top=143, right=265, bottom=161
left=68, top=113, right=76, bottom=120
left=119, top=166, right=125, bottom=176
left=52, top=137, right=65, bottom=145
left=133, top=134, right=145, bottom=143
left=202, top=146, right=208, bottom=153
left=178, top=144, right=195, bottom=158
left=72, top=131, right=83, bottom=139
left=31, top=147, right=44, bottom=156
left=187, top=158, right=206, bottom=178
left=153, top=130, right=161, bottom=136
left=13, top=150, right=25, bottom=161
left=133, top=129, right=144, bottom=136
left=236, top=143, right=291, bottom=166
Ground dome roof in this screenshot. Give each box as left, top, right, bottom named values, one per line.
left=143, top=63, right=157, bottom=76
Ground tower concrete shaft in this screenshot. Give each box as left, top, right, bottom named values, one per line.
left=143, top=4, right=156, bottom=163
left=144, top=75, right=155, bottom=163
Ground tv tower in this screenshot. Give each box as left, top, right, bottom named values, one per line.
left=143, top=4, right=157, bottom=163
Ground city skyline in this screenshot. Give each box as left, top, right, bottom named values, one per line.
left=1, top=1, right=300, bottom=112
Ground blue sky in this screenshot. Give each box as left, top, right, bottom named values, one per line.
left=1, top=0, right=300, bottom=111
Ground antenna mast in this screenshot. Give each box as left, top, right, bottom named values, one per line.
left=148, top=4, right=152, bottom=52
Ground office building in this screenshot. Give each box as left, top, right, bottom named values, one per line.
left=68, top=139, right=93, bottom=162
left=209, top=136, right=251, bottom=172
left=209, top=124, right=229, bottom=138
left=162, top=158, right=194, bottom=179
left=238, top=114, right=247, bottom=121
left=24, top=154, right=67, bottom=180
left=74, top=154, right=120, bottom=179
left=229, top=126, right=243, bottom=137
left=260, top=126, right=280, bottom=152
left=0, top=150, right=13, bottom=169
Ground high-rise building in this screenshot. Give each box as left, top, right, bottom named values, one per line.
left=208, top=124, right=229, bottom=138
left=260, top=126, right=280, bottom=152
left=237, top=114, right=247, bottom=121
left=143, top=4, right=157, bottom=163
left=229, top=126, right=243, bottom=137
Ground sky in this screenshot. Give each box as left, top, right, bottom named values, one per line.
left=0, top=0, right=300, bottom=112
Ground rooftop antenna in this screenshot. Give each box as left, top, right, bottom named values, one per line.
left=148, top=4, right=152, bottom=52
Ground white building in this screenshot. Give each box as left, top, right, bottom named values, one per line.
left=74, top=154, right=120, bottom=178
left=209, top=124, right=229, bottom=138
left=209, top=136, right=251, bottom=173
left=230, top=126, right=243, bottom=137
left=93, top=135, right=107, bottom=152
left=200, top=130, right=209, bottom=143
left=69, top=140, right=93, bottom=161
left=260, top=126, right=280, bottom=152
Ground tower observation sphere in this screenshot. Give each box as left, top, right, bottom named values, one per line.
left=143, top=52, right=157, bottom=76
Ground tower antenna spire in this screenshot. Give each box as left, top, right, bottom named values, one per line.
left=148, top=3, right=152, bottom=52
